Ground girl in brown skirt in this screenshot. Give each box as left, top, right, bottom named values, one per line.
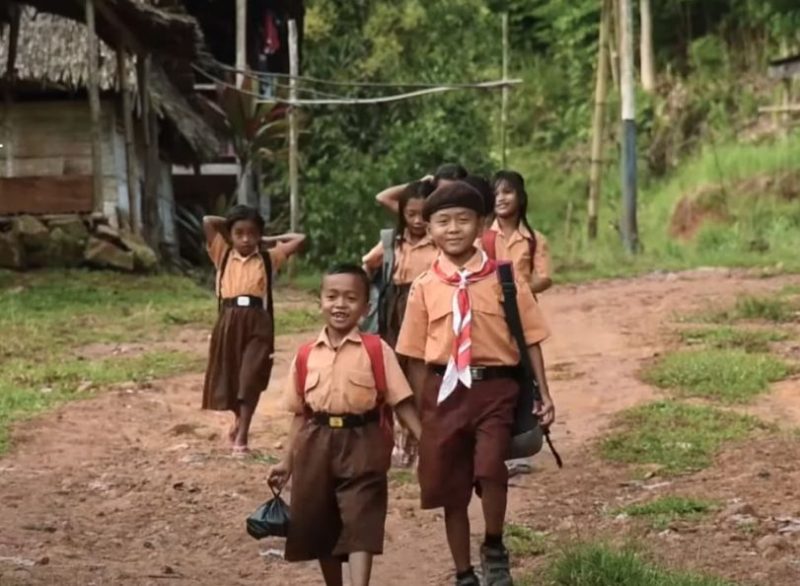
left=202, top=205, right=305, bottom=457
left=362, top=179, right=437, bottom=467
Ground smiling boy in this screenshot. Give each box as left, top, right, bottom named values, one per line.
left=269, top=264, right=421, bottom=586
left=396, top=182, right=555, bottom=586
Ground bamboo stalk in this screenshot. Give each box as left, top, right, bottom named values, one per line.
left=588, top=0, right=611, bottom=240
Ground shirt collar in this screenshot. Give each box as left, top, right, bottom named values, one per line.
left=402, top=230, right=434, bottom=249
left=316, top=326, right=363, bottom=349
left=231, top=247, right=262, bottom=262
left=435, top=248, right=484, bottom=277
left=489, top=219, right=532, bottom=241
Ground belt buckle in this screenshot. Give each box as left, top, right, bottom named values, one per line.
left=236, top=296, right=250, bottom=307
left=328, top=416, right=344, bottom=428
left=470, top=367, right=485, bottom=381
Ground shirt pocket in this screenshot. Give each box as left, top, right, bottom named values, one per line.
left=427, top=291, right=453, bottom=349
left=344, top=370, right=378, bottom=414
left=470, top=284, right=506, bottom=320
left=302, top=370, right=321, bottom=404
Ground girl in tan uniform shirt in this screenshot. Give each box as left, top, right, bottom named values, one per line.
left=202, top=205, right=305, bottom=457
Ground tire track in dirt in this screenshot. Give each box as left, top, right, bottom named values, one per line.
left=1, top=270, right=799, bottom=585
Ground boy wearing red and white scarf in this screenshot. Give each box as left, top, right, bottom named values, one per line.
left=396, top=182, right=554, bottom=586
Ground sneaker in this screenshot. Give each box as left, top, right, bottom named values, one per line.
left=454, top=570, right=480, bottom=586
left=481, top=544, right=514, bottom=586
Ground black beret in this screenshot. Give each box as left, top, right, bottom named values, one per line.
left=422, top=181, right=486, bottom=221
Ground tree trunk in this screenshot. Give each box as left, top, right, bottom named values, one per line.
left=639, top=0, right=656, bottom=92
left=588, top=0, right=611, bottom=240
left=85, top=0, right=104, bottom=214
left=236, top=0, right=247, bottom=87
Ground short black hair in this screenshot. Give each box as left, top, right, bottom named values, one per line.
left=323, top=263, right=371, bottom=300
left=225, top=205, right=265, bottom=234
left=462, top=175, right=494, bottom=215
left=434, top=163, right=468, bottom=181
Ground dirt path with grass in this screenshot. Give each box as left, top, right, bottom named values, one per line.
left=1, top=269, right=799, bottom=586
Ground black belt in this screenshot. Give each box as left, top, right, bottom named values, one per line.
left=221, top=295, right=264, bottom=309
left=312, top=409, right=379, bottom=429
left=431, top=365, right=520, bottom=381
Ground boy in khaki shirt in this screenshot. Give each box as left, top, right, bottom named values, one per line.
left=396, top=182, right=555, bottom=586
left=269, top=265, right=422, bottom=586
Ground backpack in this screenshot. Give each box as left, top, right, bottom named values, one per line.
left=217, top=248, right=274, bottom=320
left=496, top=262, right=562, bottom=467
left=294, top=333, right=395, bottom=460
left=363, top=229, right=396, bottom=334
left=481, top=229, right=537, bottom=273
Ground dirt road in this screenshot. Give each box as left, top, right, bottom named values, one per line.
left=1, top=270, right=799, bottom=586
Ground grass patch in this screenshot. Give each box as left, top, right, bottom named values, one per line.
left=540, top=543, right=736, bottom=586
left=679, top=326, right=790, bottom=353
left=0, top=350, right=200, bottom=453
left=600, top=401, right=767, bottom=474
left=389, top=469, right=417, bottom=486
left=276, top=307, right=320, bottom=333
left=643, top=349, right=789, bottom=403
left=505, top=523, right=547, bottom=557
left=616, top=496, right=717, bottom=530
left=731, top=295, right=795, bottom=322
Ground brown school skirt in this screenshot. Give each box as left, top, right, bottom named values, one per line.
left=382, top=283, right=411, bottom=349
left=417, top=374, right=520, bottom=510
left=285, top=421, right=389, bottom=562
left=202, top=306, right=274, bottom=412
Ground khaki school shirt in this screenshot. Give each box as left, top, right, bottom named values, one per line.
left=362, top=232, right=438, bottom=285
left=484, top=219, right=551, bottom=284
left=284, top=328, right=414, bottom=415
left=207, top=233, right=286, bottom=298
left=396, top=250, right=550, bottom=366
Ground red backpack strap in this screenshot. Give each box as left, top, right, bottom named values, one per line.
left=359, top=333, right=387, bottom=397
left=294, top=342, right=316, bottom=412
left=481, top=230, right=498, bottom=260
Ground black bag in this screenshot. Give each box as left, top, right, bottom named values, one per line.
left=496, top=263, right=563, bottom=467
left=246, top=487, right=290, bottom=540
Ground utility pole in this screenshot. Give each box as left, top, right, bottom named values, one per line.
left=588, top=0, right=611, bottom=240
left=288, top=19, right=299, bottom=234
left=639, top=0, right=656, bottom=92
left=500, top=12, right=509, bottom=168
left=619, top=0, right=639, bottom=253
left=235, top=0, right=246, bottom=87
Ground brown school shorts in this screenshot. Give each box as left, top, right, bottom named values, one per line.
left=417, top=374, right=519, bottom=510
left=284, top=421, right=389, bottom=562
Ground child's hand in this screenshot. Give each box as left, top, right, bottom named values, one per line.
left=268, top=460, right=292, bottom=490
left=534, top=397, right=555, bottom=429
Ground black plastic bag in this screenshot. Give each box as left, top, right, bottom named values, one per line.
left=246, top=487, right=290, bottom=540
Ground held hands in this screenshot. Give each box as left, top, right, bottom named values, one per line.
left=534, top=396, right=556, bottom=429
left=267, top=459, right=292, bottom=490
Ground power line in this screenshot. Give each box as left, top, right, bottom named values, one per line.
left=211, top=58, right=522, bottom=90
left=192, top=64, right=522, bottom=106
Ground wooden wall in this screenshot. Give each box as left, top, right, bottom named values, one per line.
left=0, top=100, right=129, bottom=218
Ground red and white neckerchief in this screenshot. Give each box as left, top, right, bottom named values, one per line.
left=431, top=251, right=496, bottom=404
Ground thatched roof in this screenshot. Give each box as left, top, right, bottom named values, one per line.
left=0, top=5, right=222, bottom=164
left=0, top=7, right=127, bottom=89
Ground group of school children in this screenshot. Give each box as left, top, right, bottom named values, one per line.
left=200, top=163, right=555, bottom=586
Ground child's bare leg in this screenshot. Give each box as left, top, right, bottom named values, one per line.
left=478, top=480, right=507, bottom=536
left=444, top=506, right=472, bottom=572
left=319, top=557, right=344, bottom=586
left=234, top=395, right=259, bottom=447
left=348, top=552, right=373, bottom=586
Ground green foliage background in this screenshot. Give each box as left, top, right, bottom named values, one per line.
left=278, top=0, right=800, bottom=271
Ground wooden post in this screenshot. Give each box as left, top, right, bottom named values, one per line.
left=137, top=55, right=159, bottom=247
left=500, top=12, right=509, bottom=168
left=236, top=0, right=247, bottom=87
left=288, top=19, right=299, bottom=234
left=619, top=0, right=639, bottom=253
left=639, top=0, right=656, bottom=92
left=118, top=47, right=139, bottom=235
left=588, top=0, right=611, bottom=240
left=608, top=0, right=620, bottom=88
left=85, top=0, right=104, bottom=214
left=2, top=3, right=20, bottom=179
